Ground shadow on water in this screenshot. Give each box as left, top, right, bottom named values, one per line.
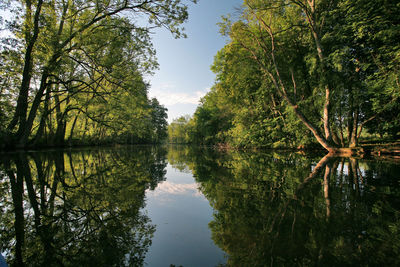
left=0, top=146, right=167, bottom=266
left=168, top=146, right=400, bottom=266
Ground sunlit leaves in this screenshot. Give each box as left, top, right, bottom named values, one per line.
left=0, top=0, right=194, bottom=147
left=186, top=0, right=400, bottom=149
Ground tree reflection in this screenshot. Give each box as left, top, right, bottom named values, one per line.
left=167, top=147, right=400, bottom=266
left=0, top=146, right=167, bottom=266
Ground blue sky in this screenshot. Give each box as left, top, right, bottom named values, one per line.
left=148, top=0, right=243, bottom=123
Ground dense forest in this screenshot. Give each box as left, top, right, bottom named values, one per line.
left=0, top=0, right=197, bottom=149
left=169, top=0, right=400, bottom=152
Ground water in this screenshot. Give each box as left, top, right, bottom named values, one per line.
left=145, top=164, right=225, bottom=267
left=0, top=146, right=399, bottom=266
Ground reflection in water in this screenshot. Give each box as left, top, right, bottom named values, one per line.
left=1, top=146, right=399, bottom=266
left=168, top=146, right=400, bottom=266
left=147, top=181, right=203, bottom=197
left=0, top=146, right=167, bottom=266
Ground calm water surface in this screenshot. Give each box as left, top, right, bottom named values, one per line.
left=0, top=145, right=399, bottom=266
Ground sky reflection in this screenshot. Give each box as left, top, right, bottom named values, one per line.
left=144, top=164, right=226, bottom=267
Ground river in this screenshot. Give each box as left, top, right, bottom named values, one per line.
left=0, top=145, right=399, bottom=266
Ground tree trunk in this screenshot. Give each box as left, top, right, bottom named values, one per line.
left=7, top=0, right=44, bottom=135
left=68, top=113, right=80, bottom=146
left=304, top=0, right=335, bottom=144
left=32, top=88, right=51, bottom=146
left=331, top=129, right=341, bottom=147
left=13, top=0, right=66, bottom=148
left=54, top=92, right=66, bottom=146
left=349, top=108, right=359, bottom=147
left=338, top=105, right=345, bottom=147
left=17, top=68, right=50, bottom=147
left=323, top=86, right=333, bottom=142
left=347, top=89, right=354, bottom=146
left=289, top=103, right=335, bottom=151
left=245, top=2, right=341, bottom=152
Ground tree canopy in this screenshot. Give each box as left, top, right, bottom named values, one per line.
left=0, top=0, right=196, bottom=149
left=171, top=0, right=400, bottom=151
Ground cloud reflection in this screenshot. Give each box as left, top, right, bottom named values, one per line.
left=147, top=181, right=205, bottom=200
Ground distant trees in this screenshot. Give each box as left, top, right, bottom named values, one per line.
left=179, top=0, right=399, bottom=150
left=168, top=115, right=192, bottom=144
left=0, top=0, right=195, bottom=149
left=148, top=98, right=169, bottom=143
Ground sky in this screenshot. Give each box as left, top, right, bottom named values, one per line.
left=147, top=0, right=243, bottom=123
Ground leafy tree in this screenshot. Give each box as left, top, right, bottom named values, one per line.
left=190, top=88, right=233, bottom=145
left=168, top=115, right=192, bottom=144
left=190, top=0, right=399, bottom=151
left=149, top=98, right=169, bottom=142
left=0, top=0, right=195, bottom=149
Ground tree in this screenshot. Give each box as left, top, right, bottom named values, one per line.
left=149, top=98, right=168, bottom=142
left=0, top=0, right=196, bottom=149
left=168, top=115, right=193, bottom=144
left=190, top=87, right=233, bottom=145
left=196, top=0, right=399, bottom=151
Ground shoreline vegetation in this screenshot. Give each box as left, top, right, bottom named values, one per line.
left=167, top=0, right=399, bottom=156
left=0, top=0, right=195, bottom=150
left=207, top=141, right=400, bottom=161
left=1, top=140, right=400, bottom=158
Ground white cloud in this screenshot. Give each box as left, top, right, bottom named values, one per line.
left=149, top=83, right=209, bottom=106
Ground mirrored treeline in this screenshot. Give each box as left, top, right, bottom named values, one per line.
left=0, top=146, right=399, bottom=266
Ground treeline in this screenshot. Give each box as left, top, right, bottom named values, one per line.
left=0, top=0, right=195, bottom=149
left=169, top=0, right=400, bottom=151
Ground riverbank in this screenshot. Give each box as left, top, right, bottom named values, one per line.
left=212, top=140, right=400, bottom=162
left=360, top=141, right=400, bottom=161
left=0, top=142, right=165, bottom=154
left=2, top=140, right=399, bottom=162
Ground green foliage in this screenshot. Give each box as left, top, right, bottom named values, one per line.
left=191, top=88, right=233, bottom=145
left=168, top=115, right=193, bottom=144
left=186, top=0, right=400, bottom=149
left=0, top=0, right=194, bottom=148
